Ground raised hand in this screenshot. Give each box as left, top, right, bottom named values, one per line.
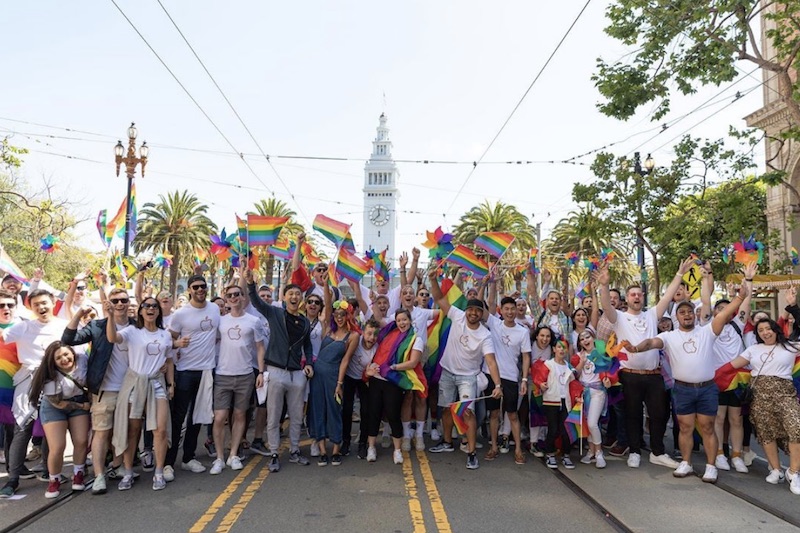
left=678, top=256, right=695, bottom=275
left=596, top=264, right=610, bottom=286
left=297, top=232, right=306, bottom=244
left=742, top=261, right=758, bottom=281
left=399, top=252, right=409, bottom=268
left=786, top=286, right=797, bottom=307
left=412, top=247, right=420, bottom=261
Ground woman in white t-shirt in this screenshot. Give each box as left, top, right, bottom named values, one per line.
left=726, top=319, right=800, bottom=492
left=29, top=342, right=90, bottom=499
left=572, top=330, right=612, bottom=469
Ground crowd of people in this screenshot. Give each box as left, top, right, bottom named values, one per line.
left=2, top=233, right=800, bottom=502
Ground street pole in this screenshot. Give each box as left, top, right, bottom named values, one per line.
left=115, top=123, right=148, bottom=258
left=124, top=169, right=133, bottom=258
left=633, top=152, right=654, bottom=308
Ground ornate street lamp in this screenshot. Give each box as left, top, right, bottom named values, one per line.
left=114, top=122, right=148, bottom=257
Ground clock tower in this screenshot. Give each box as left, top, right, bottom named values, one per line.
left=363, top=113, right=398, bottom=262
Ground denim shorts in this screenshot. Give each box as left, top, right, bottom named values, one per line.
left=673, top=383, right=719, bottom=416
left=437, top=369, right=477, bottom=410
left=39, top=395, right=89, bottom=424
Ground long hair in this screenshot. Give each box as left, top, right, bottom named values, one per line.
left=754, top=318, right=800, bottom=352
left=29, top=341, right=74, bottom=407
left=136, top=296, right=164, bottom=329
left=329, top=300, right=360, bottom=334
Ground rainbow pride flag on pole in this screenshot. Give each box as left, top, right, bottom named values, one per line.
left=313, top=214, right=352, bottom=249
left=425, top=279, right=467, bottom=385
left=564, top=402, right=588, bottom=444
left=0, top=338, right=20, bottom=425
left=450, top=398, right=474, bottom=435
left=446, top=245, right=489, bottom=278
left=335, top=248, right=370, bottom=283
left=370, top=248, right=390, bottom=281
left=374, top=325, right=427, bottom=397
left=236, top=214, right=248, bottom=242
left=474, top=232, right=515, bottom=259
left=267, top=238, right=296, bottom=261
left=246, top=215, right=288, bottom=247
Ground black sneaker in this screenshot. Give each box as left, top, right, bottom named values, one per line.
left=19, top=466, right=37, bottom=480
left=268, top=454, right=280, bottom=473
left=318, top=454, right=329, bottom=467
left=340, top=442, right=350, bottom=457
left=357, top=443, right=368, bottom=459
left=0, top=480, right=18, bottom=498
left=546, top=455, right=558, bottom=469
left=429, top=441, right=455, bottom=453
left=331, top=454, right=342, bottom=466
left=466, top=452, right=479, bottom=470
left=249, top=440, right=270, bottom=457
left=204, top=439, right=217, bottom=459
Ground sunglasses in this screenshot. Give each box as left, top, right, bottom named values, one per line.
left=141, top=303, right=160, bottom=310
left=418, top=293, right=430, bottom=297
left=110, top=298, right=130, bottom=304
left=306, top=300, right=322, bottom=306
left=315, top=267, right=328, bottom=272
left=226, top=292, right=242, bottom=298
left=0, top=302, right=16, bottom=309
left=191, top=284, right=208, bottom=291
left=76, top=286, right=87, bottom=291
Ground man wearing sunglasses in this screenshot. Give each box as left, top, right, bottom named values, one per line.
left=166, top=275, right=220, bottom=479
left=61, top=287, right=135, bottom=494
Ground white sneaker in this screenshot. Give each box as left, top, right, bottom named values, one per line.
left=393, top=449, right=403, bottom=465
left=743, top=449, right=757, bottom=467
left=210, top=458, right=225, bottom=475
left=163, top=465, right=175, bottom=482
left=181, top=459, right=206, bottom=473
left=766, top=468, right=786, bottom=484
left=595, top=452, right=606, bottom=469
left=627, top=452, right=641, bottom=468
left=791, top=473, right=800, bottom=495
left=788, top=469, right=797, bottom=482
left=309, top=442, right=320, bottom=457
left=715, top=454, right=731, bottom=471
left=650, top=453, right=679, bottom=469
left=229, top=456, right=243, bottom=471
left=401, top=437, right=411, bottom=452
left=731, top=456, right=748, bottom=473
left=580, top=451, right=595, bottom=464
left=702, top=464, right=718, bottom=483
left=415, top=436, right=425, bottom=451
left=673, top=461, right=693, bottom=478
left=431, top=428, right=441, bottom=441
left=367, top=446, right=377, bottom=463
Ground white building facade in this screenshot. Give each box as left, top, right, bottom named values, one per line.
left=362, top=113, right=399, bottom=262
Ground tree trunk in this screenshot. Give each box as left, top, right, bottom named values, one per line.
left=264, top=255, right=275, bottom=286
left=169, top=249, right=181, bottom=299
left=651, top=252, right=660, bottom=305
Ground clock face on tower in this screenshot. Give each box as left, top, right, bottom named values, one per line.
left=369, top=205, right=391, bottom=226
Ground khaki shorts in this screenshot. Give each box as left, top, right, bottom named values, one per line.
left=91, top=391, right=119, bottom=431
left=214, top=373, right=255, bottom=412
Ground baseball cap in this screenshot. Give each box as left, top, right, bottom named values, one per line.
left=466, top=299, right=486, bottom=310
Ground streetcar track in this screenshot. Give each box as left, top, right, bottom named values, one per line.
left=1, top=486, right=84, bottom=533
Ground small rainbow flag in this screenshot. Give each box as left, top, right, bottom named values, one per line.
left=107, top=195, right=126, bottom=243
left=0, top=338, right=20, bottom=426
left=371, top=248, right=390, bottom=281
left=450, top=398, right=474, bottom=435
left=425, top=279, right=466, bottom=385
left=96, top=210, right=109, bottom=248
left=236, top=214, right=247, bottom=242
left=267, top=238, right=296, bottom=261
left=792, top=247, right=799, bottom=266
left=374, top=325, right=427, bottom=397
left=474, top=232, right=515, bottom=259
left=446, top=245, right=489, bottom=278
left=714, top=362, right=753, bottom=396
left=564, top=402, right=588, bottom=444
left=566, top=251, right=580, bottom=266
left=313, top=214, right=352, bottom=249
left=341, top=231, right=356, bottom=253
left=335, top=248, right=370, bottom=283
left=529, top=248, right=540, bottom=274
left=247, top=215, right=288, bottom=248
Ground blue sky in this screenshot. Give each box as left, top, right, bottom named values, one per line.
left=1, top=1, right=765, bottom=264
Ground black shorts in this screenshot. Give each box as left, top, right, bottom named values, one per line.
left=718, top=389, right=742, bottom=408
left=484, top=374, right=519, bottom=413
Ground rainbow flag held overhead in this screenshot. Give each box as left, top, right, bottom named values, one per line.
left=450, top=398, right=474, bottom=435
left=335, top=248, right=370, bottom=283
left=267, top=238, right=296, bottom=261
left=474, top=232, right=515, bottom=259
left=368, top=247, right=390, bottom=281
left=128, top=180, right=138, bottom=243
left=236, top=214, right=248, bottom=242
left=341, top=231, right=356, bottom=253
left=107, top=195, right=126, bottom=243
left=425, top=279, right=467, bottom=385
left=96, top=210, right=110, bottom=248
left=313, top=214, right=352, bottom=249
left=246, top=215, right=288, bottom=248
left=564, top=402, right=588, bottom=444
left=301, top=242, right=322, bottom=265
left=374, top=325, right=427, bottom=397
left=529, top=247, right=540, bottom=274
left=446, top=245, right=489, bottom=278
left=0, top=337, right=20, bottom=425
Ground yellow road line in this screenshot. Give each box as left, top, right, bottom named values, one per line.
left=216, top=461, right=271, bottom=533
left=416, top=451, right=453, bottom=533
left=189, top=456, right=263, bottom=533
left=402, top=451, right=427, bottom=533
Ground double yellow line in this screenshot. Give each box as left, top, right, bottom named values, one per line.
left=402, top=451, right=453, bottom=533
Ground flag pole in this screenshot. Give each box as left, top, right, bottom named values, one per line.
left=579, top=400, right=583, bottom=457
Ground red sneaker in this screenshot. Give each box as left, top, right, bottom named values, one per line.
left=72, top=470, right=86, bottom=491
left=45, top=478, right=60, bottom=499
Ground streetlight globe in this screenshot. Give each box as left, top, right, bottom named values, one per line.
left=127, top=122, right=137, bottom=140
left=139, top=141, right=149, bottom=158
left=114, top=140, right=125, bottom=158
left=644, top=154, right=655, bottom=171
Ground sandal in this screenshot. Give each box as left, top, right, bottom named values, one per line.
left=484, top=449, right=500, bottom=461
left=515, top=453, right=527, bottom=465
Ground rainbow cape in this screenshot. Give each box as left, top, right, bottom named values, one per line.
left=474, top=232, right=515, bottom=259
left=335, top=248, right=370, bottom=283
left=564, top=402, right=588, bottom=444
left=446, top=245, right=489, bottom=278
left=247, top=215, right=288, bottom=247
left=450, top=398, right=473, bottom=435
left=425, top=279, right=466, bottom=385
left=0, top=336, right=20, bottom=425
left=374, top=324, right=427, bottom=397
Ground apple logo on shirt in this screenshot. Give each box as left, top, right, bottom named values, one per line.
left=227, top=325, right=242, bottom=341
left=683, top=338, right=697, bottom=354
left=459, top=335, right=470, bottom=348
left=629, top=317, right=647, bottom=332
left=147, top=340, right=161, bottom=356
left=584, top=360, right=595, bottom=374
left=201, top=316, right=213, bottom=332
left=501, top=335, right=512, bottom=347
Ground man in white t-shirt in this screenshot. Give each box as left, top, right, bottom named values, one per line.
left=166, top=275, right=220, bottom=478
left=427, top=270, right=501, bottom=471
left=598, top=258, right=694, bottom=470
left=209, top=284, right=265, bottom=475
left=628, top=283, right=748, bottom=483
left=342, top=318, right=379, bottom=459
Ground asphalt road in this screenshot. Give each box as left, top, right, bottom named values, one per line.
left=3, top=428, right=800, bottom=533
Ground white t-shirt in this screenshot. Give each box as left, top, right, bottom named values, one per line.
left=713, top=318, right=745, bottom=368
left=43, top=353, right=88, bottom=398
left=410, top=306, right=437, bottom=345
left=5, top=318, right=69, bottom=369
left=740, top=343, right=800, bottom=379
left=440, top=307, right=494, bottom=376
left=553, top=362, right=569, bottom=398
left=346, top=339, right=377, bottom=380
left=515, top=315, right=533, bottom=329
left=658, top=325, right=718, bottom=383
left=308, top=317, right=323, bottom=358
left=244, top=303, right=271, bottom=367
left=216, top=313, right=265, bottom=376
left=579, top=353, right=601, bottom=386
left=373, top=333, right=425, bottom=382
left=483, top=315, right=531, bottom=382
left=361, top=285, right=402, bottom=319
left=612, top=308, right=660, bottom=370
left=118, top=326, right=173, bottom=376
left=169, top=303, right=220, bottom=371
left=100, top=322, right=132, bottom=392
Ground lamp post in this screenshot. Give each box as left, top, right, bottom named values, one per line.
left=114, top=123, right=148, bottom=257
left=633, top=151, right=654, bottom=307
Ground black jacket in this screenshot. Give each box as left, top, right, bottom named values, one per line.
left=61, top=318, right=136, bottom=395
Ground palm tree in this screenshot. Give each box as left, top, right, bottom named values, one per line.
left=134, top=190, right=217, bottom=298
left=452, top=201, right=536, bottom=290
left=250, top=198, right=305, bottom=286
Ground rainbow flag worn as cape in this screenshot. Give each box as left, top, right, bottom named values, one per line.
left=473, top=232, right=514, bottom=259
left=450, top=398, right=473, bottom=435
left=335, top=248, right=370, bottom=283
left=373, top=324, right=427, bottom=397
left=564, top=402, right=588, bottom=444
left=247, top=215, right=288, bottom=248
left=0, top=335, right=20, bottom=426
left=425, top=279, right=467, bottom=385
left=447, top=245, right=489, bottom=278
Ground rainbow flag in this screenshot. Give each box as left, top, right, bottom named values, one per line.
left=313, top=214, right=352, bottom=249
left=564, top=402, right=588, bottom=444
left=714, top=362, right=752, bottom=396
left=450, top=398, right=474, bottom=435
left=425, top=279, right=467, bottom=385
left=335, top=248, right=370, bottom=283
left=341, top=231, right=356, bottom=253
left=107, top=195, right=126, bottom=243
left=374, top=325, right=427, bottom=397
left=127, top=180, right=138, bottom=243
left=371, top=248, right=390, bottom=281
left=474, top=232, right=515, bottom=259
left=791, top=356, right=800, bottom=396
left=96, top=210, right=109, bottom=248
left=267, top=238, right=296, bottom=261
left=246, top=215, right=288, bottom=247
left=301, top=242, right=322, bottom=265
left=0, top=337, right=20, bottom=425
left=793, top=247, right=799, bottom=266
left=236, top=214, right=247, bottom=242
left=529, top=247, right=540, bottom=274
left=446, top=245, right=489, bottom=278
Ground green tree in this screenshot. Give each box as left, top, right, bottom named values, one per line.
left=134, top=190, right=217, bottom=298
left=250, top=198, right=305, bottom=286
